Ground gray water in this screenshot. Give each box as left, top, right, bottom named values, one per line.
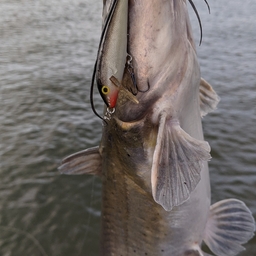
left=0, top=0, right=255, bottom=255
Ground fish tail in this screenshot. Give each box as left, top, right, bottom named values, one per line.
left=203, top=198, right=255, bottom=255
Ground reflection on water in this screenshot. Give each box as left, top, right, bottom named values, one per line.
left=0, top=0, right=255, bottom=255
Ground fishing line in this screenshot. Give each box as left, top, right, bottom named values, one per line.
left=78, top=175, right=96, bottom=256
left=90, top=61, right=104, bottom=120
left=0, top=225, right=48, bottom=256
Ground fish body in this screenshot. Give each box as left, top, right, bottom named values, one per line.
left=59, top=0, right=255, bottom=255
left=99, top=115, right=210, bottom=255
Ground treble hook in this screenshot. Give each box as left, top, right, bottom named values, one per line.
left=126, top=54, right=150, bottom=95
left=126, top=54, right=138, bottom=95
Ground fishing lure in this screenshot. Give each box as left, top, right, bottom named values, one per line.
left=90, top=0, right=128, bottom=118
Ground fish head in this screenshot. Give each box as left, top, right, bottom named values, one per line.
left=113, top=0, right=200, bottom=124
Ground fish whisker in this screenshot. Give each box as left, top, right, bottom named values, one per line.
left=188, top=0, right=203, bottom=45
left=204, top=0, right=211, bottom=14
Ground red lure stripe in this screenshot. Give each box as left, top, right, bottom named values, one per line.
left=109, top=90, right=119, bottom=108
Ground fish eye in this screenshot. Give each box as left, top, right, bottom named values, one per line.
left=102, top=86, right=110, bottom=95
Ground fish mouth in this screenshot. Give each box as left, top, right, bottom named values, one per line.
left=113, top=116, right=145, bottom=131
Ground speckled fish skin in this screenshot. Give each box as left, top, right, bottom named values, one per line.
left=99, top=0, right=210, bottom=255
left=100, top=126, right=210, bottom=256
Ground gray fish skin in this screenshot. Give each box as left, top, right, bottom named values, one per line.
left=59, top=0, right=255, bottom=255
left=100, top=123, right=210, bottom=255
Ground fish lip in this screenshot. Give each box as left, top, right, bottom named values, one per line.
left=113, top=116, right=145, bottom=131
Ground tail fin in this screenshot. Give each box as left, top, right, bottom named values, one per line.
left=203, top=199, right=255, bottom=256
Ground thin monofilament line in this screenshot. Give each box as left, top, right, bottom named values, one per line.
left=0, top=225, right=48, bottom=256
left=78, top=176, right=97, bottom=256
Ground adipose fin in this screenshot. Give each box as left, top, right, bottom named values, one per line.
left=203, top=198, right=255, bottom=256
left=58, top=146, right=102, bottom=176
left=199, top=78, right=220, bottom=117
left=151, top=112, right=211, bottom=211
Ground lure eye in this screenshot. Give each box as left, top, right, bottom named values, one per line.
left=97, top=78, right=119, bottom=108
left=102, top=85, right=110, bottom=95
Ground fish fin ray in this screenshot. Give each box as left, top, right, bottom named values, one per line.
left=200, top=78, right=220, bottom=117
left=203, top=198, right=255, bottom=256
left=151, top=112, right=211, bottom=211
left=184, top=245, right=212, bottom=256
left=58, top=146, right=102, bottom=176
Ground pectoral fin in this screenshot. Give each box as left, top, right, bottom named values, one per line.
left=151, top=112, right=211, bottom=211
left=200, top=78, right=220, bottom=117
left=58, top=146, right=102, bottom=176
left=203, top=199, right=255, bottom=256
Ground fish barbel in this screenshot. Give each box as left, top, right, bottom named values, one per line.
left=59, top=0, right=255, bottom=255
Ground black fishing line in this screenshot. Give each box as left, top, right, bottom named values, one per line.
left=188, top=0, right=211, bottom=45
left=90, top=61, right=103, bottom=120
